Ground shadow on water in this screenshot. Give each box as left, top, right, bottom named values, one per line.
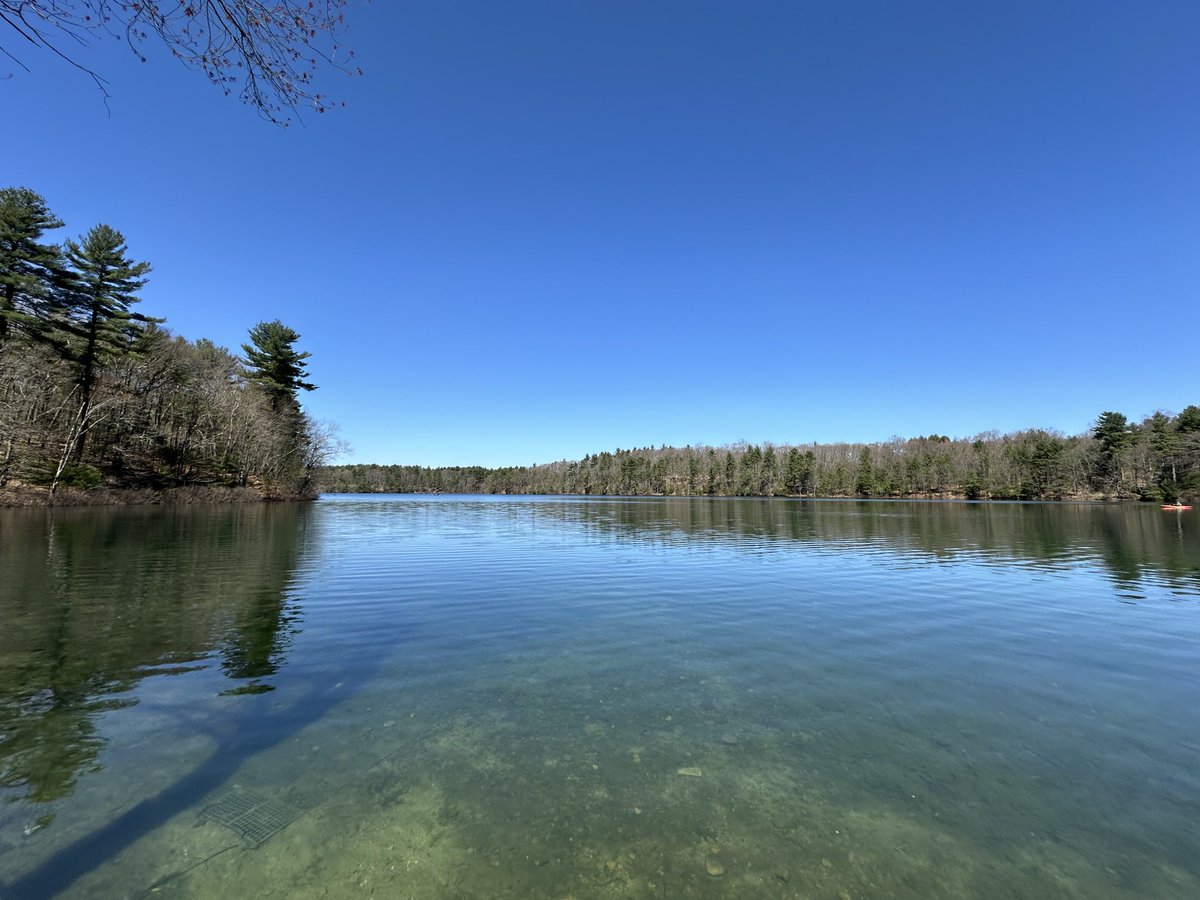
left=0, top=502, right=378, bottom=898
left=2, top=681, right=348, bottom=899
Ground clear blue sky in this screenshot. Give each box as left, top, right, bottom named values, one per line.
left=4, top=1, right=1197, bottom=466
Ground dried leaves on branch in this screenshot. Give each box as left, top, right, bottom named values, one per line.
left=0, top=1, right=362, bottom=124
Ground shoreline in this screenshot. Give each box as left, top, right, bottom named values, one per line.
left=0, top=484, right=314, bottom=508
left=316, top=489, right=1174, bottom=504
left=2, top=486, right=1186, bottom=508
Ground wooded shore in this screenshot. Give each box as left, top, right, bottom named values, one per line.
left=318, top=412, right=1200, bottom=503
left=0, top=483, right=314, bottom=508
left=2, top=188, right=337, bottom=501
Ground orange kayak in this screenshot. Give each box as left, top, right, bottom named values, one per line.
left=1161, top=504, right=1192, bottom=510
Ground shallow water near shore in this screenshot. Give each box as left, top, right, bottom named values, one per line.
left=1, top=496, right=1199, bottom=898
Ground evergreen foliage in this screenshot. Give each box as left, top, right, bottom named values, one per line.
left=52, top=225, right=155, bottom=459
left=242, top=320, right=316, bottom=412
left=1091, top=411, right=1133, bottom=496
left=0, top=188, right=64, bottom=345
left=0, top=187, right=338, bottom=497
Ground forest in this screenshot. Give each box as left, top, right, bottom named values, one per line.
left=319, top=408, right=1200, bottom=502
left=6, top=182, right=1195, bottom=507
left=0, top=187, right=336, bottom=503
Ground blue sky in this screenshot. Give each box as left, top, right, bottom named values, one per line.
left=4, top=1, right=1197, bottom=466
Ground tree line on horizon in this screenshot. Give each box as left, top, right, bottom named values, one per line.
left=319, top=408, right=1200, bottom=502
left=0, top=187, right=337, bottom=496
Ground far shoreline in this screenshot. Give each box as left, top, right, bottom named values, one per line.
left=3, top=486, right=1188, bottom=509
left=315, top=490, right=1171, bottom=504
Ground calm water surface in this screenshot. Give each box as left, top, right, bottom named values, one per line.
left=1, top=496, right=1199, bottom=899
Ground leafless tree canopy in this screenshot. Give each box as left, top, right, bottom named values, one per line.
left=1, top=1, right=360, bottom=124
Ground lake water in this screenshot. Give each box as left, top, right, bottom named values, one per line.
left=1, top=496, right=1198, bottom=899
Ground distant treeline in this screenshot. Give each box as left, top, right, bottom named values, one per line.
left=0, top=187, right=338, bottom=498
left=320, top=408, right=1200, bottom=502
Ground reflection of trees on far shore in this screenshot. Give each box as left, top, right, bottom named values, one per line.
left=0, top=503, right=311, bottom=805
left=488, top=497, right=1200, bottom=597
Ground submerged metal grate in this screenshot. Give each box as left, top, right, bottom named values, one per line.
left=200, top=788, right=300, bottom=846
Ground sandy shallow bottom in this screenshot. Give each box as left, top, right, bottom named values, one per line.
left=19, top=658, right=1195, bottom=900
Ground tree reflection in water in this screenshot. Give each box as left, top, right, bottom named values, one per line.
left=0, top=503, right=310, bottom=806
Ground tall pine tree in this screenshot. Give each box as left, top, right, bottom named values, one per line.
left=241, top=320, right=316, bottom=413
left=0, top=187, right=65, bottom=345
left=242, top=320, right=318, bottom=490
left=54, top=224, right=154, bottom=459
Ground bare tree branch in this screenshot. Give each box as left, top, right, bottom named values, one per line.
left=0, top=1, right=363, bottom=125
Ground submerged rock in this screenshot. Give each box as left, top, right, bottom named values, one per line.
left=705, top=857, right=725, bottom=877
left=676, top=767, right=703, bottom=777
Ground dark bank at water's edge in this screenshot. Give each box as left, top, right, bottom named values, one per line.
left=0, top=483, right=316, bottom=508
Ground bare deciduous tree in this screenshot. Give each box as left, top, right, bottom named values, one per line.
left=1, top=1, right=362, bottom=124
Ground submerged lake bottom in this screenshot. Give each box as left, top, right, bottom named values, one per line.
left=1, top=495, right=1199, bottom=898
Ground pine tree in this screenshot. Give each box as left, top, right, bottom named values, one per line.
left=242, top=320, right=316, bottom=413
left=1176, top=406, right=1200, bottom=434
left=0, top=187, right=65, bottom=344
left=1092, top=411, right=1133, bottom=494
left=738, top=444, right=762, bottom=495
left=761, top=445, right=778, bottom=495
left=241, top=320, right=318, bottom=491
left=784, top=447, right=806, bottom=495
left=1175, top=406, right=1200, bottom=496
left=856, top=446, right=875, bottom=497
left=53, top=224, right=154, bottom=459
